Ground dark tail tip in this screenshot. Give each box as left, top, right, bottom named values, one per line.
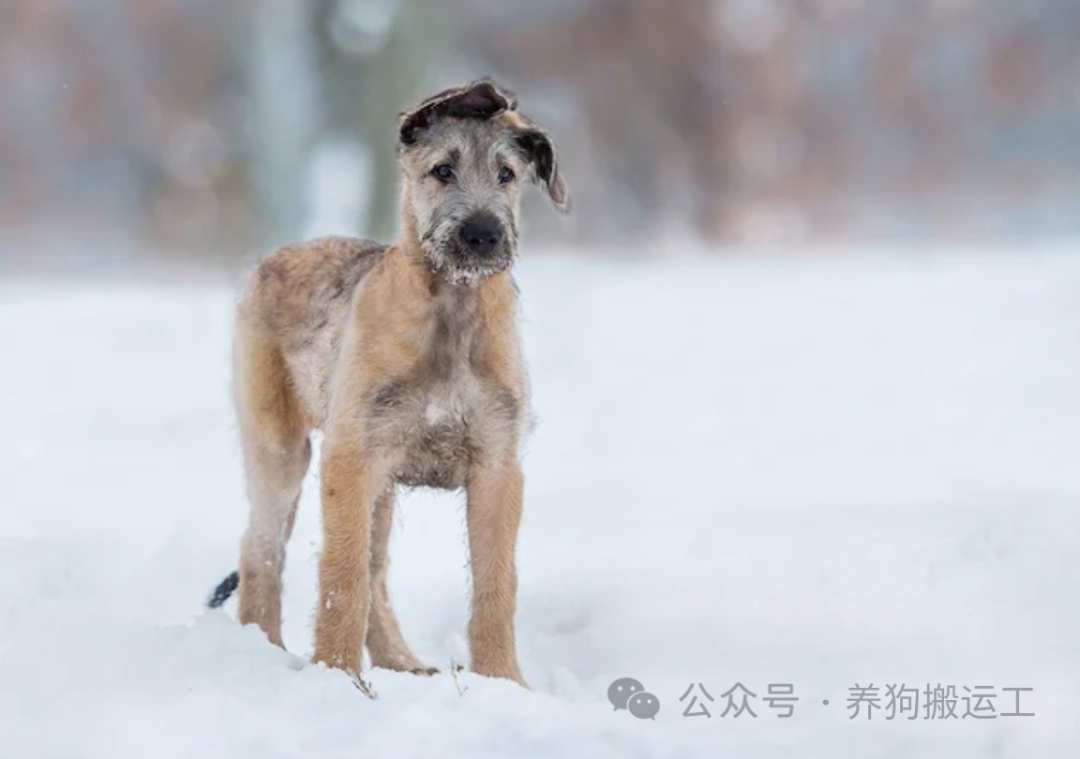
left=207, top=571, right=240, bottom=609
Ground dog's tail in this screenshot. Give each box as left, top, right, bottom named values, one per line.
left=207, top=570, right=240, bottom=609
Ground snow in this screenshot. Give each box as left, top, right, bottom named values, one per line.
left=1, top=245, right=1079, bottom=758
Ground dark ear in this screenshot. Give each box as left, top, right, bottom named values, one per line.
left=514, top=124, right=570, bottom=213
left=399, top=78, right=516, bottom=146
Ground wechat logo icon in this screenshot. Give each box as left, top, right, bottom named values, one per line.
left=608, top=677, right=661, bottom=720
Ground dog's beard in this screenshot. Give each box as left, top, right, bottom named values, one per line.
left=428, top=247, right=513, bottom=285
left=421, top=226, right=515, bottom=286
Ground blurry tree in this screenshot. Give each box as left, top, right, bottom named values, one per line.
left=240, top=0, right=321, bottom=247
left=229, top=0, right=454, bottom=250
left=311, top=0, right=453, bottom=241
left=357, top=0, right=454, bottom=241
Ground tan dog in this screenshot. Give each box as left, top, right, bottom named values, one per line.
left=207, top=79, right=569, bottom=688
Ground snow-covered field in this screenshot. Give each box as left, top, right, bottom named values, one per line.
left=1, top=246, right=1079, bottom=758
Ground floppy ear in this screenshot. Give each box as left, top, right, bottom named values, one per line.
left=514, top=124, right=571, bottom=214
left=398, top=78, right=516, bottom=146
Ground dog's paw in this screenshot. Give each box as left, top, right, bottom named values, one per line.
left=370, top=650, right=439, bottom=676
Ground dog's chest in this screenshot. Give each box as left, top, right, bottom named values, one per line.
left=366, top=289, right=519, bottom=489
left=370, top=369, right=497, bottom=490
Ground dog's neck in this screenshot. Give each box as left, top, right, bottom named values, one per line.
left=397, top=201, right=429, bottom=271
left=386, top=209, right=523, bottom=404
left=384, top=218, right=489, bottom=383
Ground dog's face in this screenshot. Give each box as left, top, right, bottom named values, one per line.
left=398, top=79, right=570, bottom=285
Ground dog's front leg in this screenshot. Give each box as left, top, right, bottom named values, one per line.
left=312, top=440, right=386, bottom=677
left=466, top=459, right=527, bottom=687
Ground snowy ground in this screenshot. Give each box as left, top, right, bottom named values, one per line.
left=1, top=245, right=1079, bottom=758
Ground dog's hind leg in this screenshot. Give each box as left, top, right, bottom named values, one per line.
left=208, top=485, right=302, bottom=611
left=233, top=322, right=311, bottom=648
left=365, top=487, right=437, bottom=675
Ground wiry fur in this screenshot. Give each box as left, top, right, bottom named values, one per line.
left=212, top=79, right=570, bottom=688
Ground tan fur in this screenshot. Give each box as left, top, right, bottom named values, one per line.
left=229, top=79, right=569, bottom=687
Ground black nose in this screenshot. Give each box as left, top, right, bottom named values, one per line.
left=459, top=214, right=503, bottom=255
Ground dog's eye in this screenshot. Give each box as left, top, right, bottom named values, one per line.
left=498, top=166, right=515, bottom=184
left=433, top=164, right=454, bottom=181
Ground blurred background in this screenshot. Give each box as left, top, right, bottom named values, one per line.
left=2, top=0, right=1079, bottom=276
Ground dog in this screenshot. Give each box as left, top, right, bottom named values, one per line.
left=207, top=78, right=569, bottom=689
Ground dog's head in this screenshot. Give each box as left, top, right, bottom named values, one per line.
left=397, top=78, right=570, bottom=285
